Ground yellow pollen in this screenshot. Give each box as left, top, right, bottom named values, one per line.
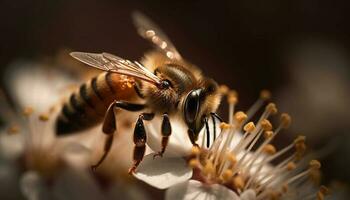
left=189, top=158, right=201, bottom=169
left=264, top=131, right=273, bottom=139
left=220, top=122, right=231, bottom=130
left=233, top=175, right=245, bottom=190
left=309, top=160, right=321, bottom=170
left=260, top=89, right=271, bottom=100
left=23, top=107, right=34, bottom=116
left=280, top=113, right=292, bottom=129
left=261, top=119, right=273, bottom=131
left=235, top=111, right=247, bottom=123
left=203, top=160, right=215, bottom=176
left=126, top=82, right=133, bottom=88
left=266, top=103, right=278, bottom=115
left=191, top=146, right=201, bottom=156
left=243, top=122, right=255, bottom=133
left=227, top=90, right=238, bottom=104
left=263, top=144, right=276, bottom=155
left=219, top=85, right=229, bottom=95
left=286, top=162, right=296, bottom=171
left=39, top=114, right=49, bottom=121
left=221, top=169, right=233, bottom=182
left=7, top=124, right=20, bottom=135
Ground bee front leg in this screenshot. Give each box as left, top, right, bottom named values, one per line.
left=153, top=113, right=171, bottom=159
left=129, top=113, right=154, bottom=174
left=91, top=101, right=145, bottom=171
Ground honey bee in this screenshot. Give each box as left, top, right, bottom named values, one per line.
left=56, top=12, right=222, bottom=174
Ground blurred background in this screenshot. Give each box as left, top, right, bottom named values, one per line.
left=0, top=0, right=349, bottom=199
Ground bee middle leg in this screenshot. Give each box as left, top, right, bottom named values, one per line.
left=129, top=112, right=154, bottom=174
left=153, top=113, right=171, bottom=159
left=91, top=101, right=145, bottom=171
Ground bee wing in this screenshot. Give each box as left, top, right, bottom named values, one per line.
left=70, top=52, right=161, bottom=85
left=132, top=11, right=182, bottom=61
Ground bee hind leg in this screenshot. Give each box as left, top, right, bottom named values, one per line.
left=153, top=113, right=171, bottom=159
left=91, top=101, right=145, bottom=171
left=129, top=113, right=154, bottom=174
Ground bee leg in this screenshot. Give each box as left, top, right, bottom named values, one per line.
left=91, top=101, right=145, bottom=171
left=129, top=113, right=154, bottom=174
left=187, top=129, right=199, bottom=147
left=204, top=117, right=210, bottom=148
left=153, top=113, right=171, bottom=159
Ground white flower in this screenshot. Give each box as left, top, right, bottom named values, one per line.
left=0, top=57, right=150, bottom=200
left=134, top=89, right=330, bottom=200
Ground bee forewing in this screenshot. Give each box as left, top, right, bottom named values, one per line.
left=132, top=11, right=182, bottom=60
left=70, top=52, right=113, bottom=71
left=70, top=51, right=161, bottom=85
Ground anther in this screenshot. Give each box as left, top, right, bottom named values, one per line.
left=220, top=122, right=231, bottom=130
left=309, top=160, right=321, bottom=170
left=219, top=85, right=229, bottom=95
left=260, top=89, right=271, bottom=100
left=294, top=135, right=306, bottom=144
left=227, top=153, right=237, bottom=166
left=261, top=119, right=273, bottom=131
left=243, top=122, right=255, bottom=133
left=233, top=175, right=245, bottom=190
left=263, top=144, right=276, bottom=155
left=235, top=111, right=247, bottom=124
left=22, top=107, right=34, bottom=116
left=317, top=185, right=330, bottom=200
left=39, top=114, right=49, bottom=121
left=280, top=113, right=292, bottom=129
left=264, top=131, right=273, bottom=139
left=189, top=158, right=201, bottom=169
left=7, top=125, right=20, bottom=135
left=203, top=160, right=215, bottom=176
left=221, top=169, right=233, bottom=182
left=265, top=103, right=278, bottom=115
left=227, top=90, right=238, bottom=104
left=287, top=162, right=296, bottom=171
left=191, top=146, right=201, bottom=156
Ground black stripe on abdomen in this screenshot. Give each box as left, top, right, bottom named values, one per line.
left=91, top=77, right=104, bottom=101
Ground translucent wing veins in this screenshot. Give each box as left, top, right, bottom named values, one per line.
left=70, top=52, right=161, bottom=85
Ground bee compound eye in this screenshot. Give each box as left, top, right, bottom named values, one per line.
left=159, top=79, right=171, bottom=89
left=184, top=89, right=201, bottom=124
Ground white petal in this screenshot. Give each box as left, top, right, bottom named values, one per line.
left=52, top=169, right=103, bottom=200
left=145, top=115, right=221, bottom=157
left=61, top=142, right=92, bottom=169
left=240, top=189, right=257, bottom=200
left=0, top=133, right=24, bottom=160
left=166, top=180, right=240, bottom=200
left=133, top=153, right=192, bottom=189
left=20, top=171, right=49, bottom=200
left=4, top=60, right=76, bottom=112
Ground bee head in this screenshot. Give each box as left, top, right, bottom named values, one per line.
left=183, top=79, right=221, bottom=135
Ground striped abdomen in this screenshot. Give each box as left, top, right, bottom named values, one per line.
left=56, top=72, right=137, bottom=135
